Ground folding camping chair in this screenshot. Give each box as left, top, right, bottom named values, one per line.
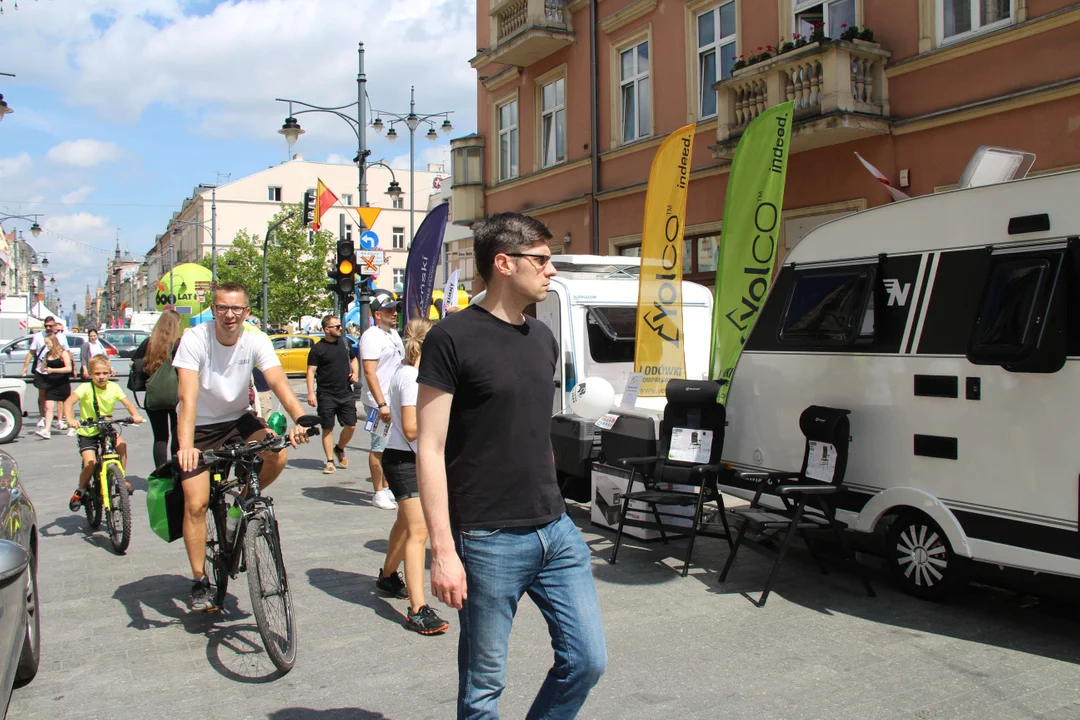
left=607, top=380, right=732, bottom=576
left=718, top=405, right=875, bottom=606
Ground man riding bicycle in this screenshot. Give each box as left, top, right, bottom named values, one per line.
left=173, top=282, right=311, bottom=612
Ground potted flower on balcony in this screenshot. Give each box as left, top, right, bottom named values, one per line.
left=839, top=23, right=877, bottom=45
left=732, top=54, right=747, bottom=72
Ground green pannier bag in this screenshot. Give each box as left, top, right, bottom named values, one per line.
left=146, top=463, right=185, bottom=542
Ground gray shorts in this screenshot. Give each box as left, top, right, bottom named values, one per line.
left=364, top=405, right=389, bottom=453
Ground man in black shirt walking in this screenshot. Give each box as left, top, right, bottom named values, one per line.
left=417, top=213, right=606, bottom=719
left=307, top=314, right=359, bottom=474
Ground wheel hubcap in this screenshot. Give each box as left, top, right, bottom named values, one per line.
left=895, top=523, right=948, bottom=588
left=0, top=409, right=13, bottom=437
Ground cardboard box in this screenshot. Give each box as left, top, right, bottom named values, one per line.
left=591, top=462, right=696, bottom=541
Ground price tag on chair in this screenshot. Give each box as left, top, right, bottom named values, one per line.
left=805, top=441, right=837, bottom=482
left=594, top=413, right=620, bottom=430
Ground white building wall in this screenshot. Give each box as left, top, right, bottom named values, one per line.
left=155, top=158, right=439, bottom=292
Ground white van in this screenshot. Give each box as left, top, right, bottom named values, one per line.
left=722, top=167, right=1080, bottom=599
left=521, top=255, right=713, bottom=482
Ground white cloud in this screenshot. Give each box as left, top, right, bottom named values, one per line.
left=0, top=153, right=33, bottom=179
left=325, top=153, right=350, bottom=165
left=46, top=139, right=124, bottom=167
left=61, top=184, right=95, bottom=203
left=3, top=0, right=478, bottom=144
left=43, top=211, right=110, bottom=239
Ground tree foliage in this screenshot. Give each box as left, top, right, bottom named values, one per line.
left=202, top=204, right=335, bottom=326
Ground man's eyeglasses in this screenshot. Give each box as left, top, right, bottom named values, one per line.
left=213, top=304, right=249, bottom=316
left=325, top=324, right=342, bottom=330
left=505, top=252, right=553, bottom=269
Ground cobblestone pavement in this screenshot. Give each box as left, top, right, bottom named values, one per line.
left=6, top=391, right=1080, bottom=719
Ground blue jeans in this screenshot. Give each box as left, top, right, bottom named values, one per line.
left=455, top=513, right=607, bottom=720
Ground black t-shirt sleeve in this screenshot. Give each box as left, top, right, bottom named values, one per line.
left=307, top=343, right=320, bottom=367
left=417, top=324, right=458, bottom=394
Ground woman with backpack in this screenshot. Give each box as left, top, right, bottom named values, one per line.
left=132, top=309, right=181, bottom=467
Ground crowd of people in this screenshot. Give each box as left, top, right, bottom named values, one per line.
left=40, top=211, right=607, bottom=719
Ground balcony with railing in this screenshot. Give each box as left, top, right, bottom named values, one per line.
left=711, top=39, right=891, bottom=160
left=473, top=0, right=574, bottom=68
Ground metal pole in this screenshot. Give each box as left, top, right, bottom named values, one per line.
left=409, top=86, right=415, bottom=246
left=262, top=211, right=298, bottom=333
left=210, top=186, right=217, bottom=284
left=358, top=42, right=367, bottom=209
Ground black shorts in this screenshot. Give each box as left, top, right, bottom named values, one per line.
left=77, top=434, right=101, bottom=453
left=382, top=447, right=418, bottom=501
left=180, top=412, right=268, bottom=481
left=317, top=394, right=357, bottom=430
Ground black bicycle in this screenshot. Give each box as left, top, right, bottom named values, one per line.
left=81, top=417, right=139, bottom=554
left=198, top=416, right=320, bottom=673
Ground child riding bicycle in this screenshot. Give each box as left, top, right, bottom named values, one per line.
left=64, top=355, right=145, bottom=511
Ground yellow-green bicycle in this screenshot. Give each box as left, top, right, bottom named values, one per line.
left=80, top=417, right=137, bottom=554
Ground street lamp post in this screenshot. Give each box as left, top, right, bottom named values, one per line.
left=0, top=212, right=43, bottom=239
left=261, top=212, right=299, bottom=332
left=371, top=85, right=454, bottom=246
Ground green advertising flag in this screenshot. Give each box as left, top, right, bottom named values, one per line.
left=710, top=101, right=794, bottom=405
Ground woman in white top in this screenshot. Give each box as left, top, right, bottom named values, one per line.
left=80, top=328, right=109, bottom=379
left=375, top=317, right=449, bottom=635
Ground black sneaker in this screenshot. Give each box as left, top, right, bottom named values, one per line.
left=190, top=577, right=216, bottom=612
left=405, top=605, right=449, bottom=635
left=68, top=489, right=86, bottom=512
left=376, top=569, right=408, bottom=599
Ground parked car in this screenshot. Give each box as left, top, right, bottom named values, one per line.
left=271, top=334, right=358, bottom=375
left=0, top=381, right=25, bottom=445
left=0, top=450, right=40, bottom=716
left=98, top=330, right=150, bottom=358
left=0, top=333, right=118, bottom=376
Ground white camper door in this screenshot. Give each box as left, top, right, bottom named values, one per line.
left=533, top=292, right=565, bottom=414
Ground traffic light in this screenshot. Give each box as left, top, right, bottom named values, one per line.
left=302, top=190, right=315, bottom=227
left=332, top=239, right=356, bottom=295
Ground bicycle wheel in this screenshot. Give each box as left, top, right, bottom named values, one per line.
left=244, top=511, right=296, bottom=672
left=105, top=465, right=132, bottom=554
left=85, top=478, right=102, bottom=530
left=204, top=502, right=229, bottom=611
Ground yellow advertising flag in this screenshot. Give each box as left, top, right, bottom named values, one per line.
left=634, top=123, right=696, bottom=397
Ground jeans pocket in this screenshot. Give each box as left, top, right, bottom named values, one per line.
left=460, top=528, right=501, bottom=539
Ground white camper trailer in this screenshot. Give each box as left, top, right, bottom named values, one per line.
left=722, top=166, right=1080, bottom=599
left=528, top=256, right=714, bottom=482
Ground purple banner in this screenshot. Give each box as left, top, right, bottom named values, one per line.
left=403, top=201, right=450, bottom=321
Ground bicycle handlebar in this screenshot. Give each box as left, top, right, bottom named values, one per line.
left=201, top=425, right=320, bottom=466
left=80, top=417, right=139, bottom=429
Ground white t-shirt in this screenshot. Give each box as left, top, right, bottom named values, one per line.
left=386, top=364, right=419, bottom=453
left=172, top=321, right=281, bottom=426
left=359, top=325, right=404, bottom=409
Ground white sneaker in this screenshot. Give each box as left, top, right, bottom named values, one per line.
left=34, top=429, right=51, bottom=440
left=57, top=420, right=67, bottom=431
left=36, top=418, right=45, bottom=428
left=67, top=428, right=77, bottom=437
left=373, top=489, right=397, bottom=510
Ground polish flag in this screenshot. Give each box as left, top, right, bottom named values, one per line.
left=854, top=152, right=910, bottom=202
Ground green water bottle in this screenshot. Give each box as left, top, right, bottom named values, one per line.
left=226, top=504, right=242, bottom=547
left=267, top=411, right=287, bottom=436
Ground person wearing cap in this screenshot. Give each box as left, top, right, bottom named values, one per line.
left=360, top=289, right=405, bottom=511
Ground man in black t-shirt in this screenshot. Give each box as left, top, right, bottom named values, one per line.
left=306, top=314, right=359, bottom=474
left=417, top=212, right=606, bottom=719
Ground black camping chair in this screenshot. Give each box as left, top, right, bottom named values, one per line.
left=607, top=380, right=732, bottom=576
left=719, top=405, right=876, bottom=607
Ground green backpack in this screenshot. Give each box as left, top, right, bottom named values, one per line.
left=144, top=355, right=179, bottom=411
left=145, top=464, right=185, bottom=542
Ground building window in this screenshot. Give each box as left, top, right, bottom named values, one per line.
left=620, top=40, right=650, bottom=144
left=497, top=99, right=519, bottom=182
left=344, top=223, right=352, bottom=242
left=268, top=186, right=282, bottom=202
left=392, top=268, right=405, bottom=289
left=342, top=194, right=353, bottom=206
left=392, top=227, right=405, bottom=250
left=939, top=0, right=1011, bottom=42
left=794, top=0, right=855, bottom=39
left=697, top=2, right=737, bottom=118
left=540, top=77, right=566, bottom=168
left=392, top=196, right=404, bottom=209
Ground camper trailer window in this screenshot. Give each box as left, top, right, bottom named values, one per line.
left=587, top=307, right=636, bottom=363
left=971, top=258, right=1048, bottom=350
left=779, top=266, right=876, bottom=345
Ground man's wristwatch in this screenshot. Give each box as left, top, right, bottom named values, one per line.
left=378, top=403, right=387, bottom=408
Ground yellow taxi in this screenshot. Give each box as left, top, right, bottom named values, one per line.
left=270, top=334, right=320, bottom=375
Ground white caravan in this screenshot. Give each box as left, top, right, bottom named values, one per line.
left=722, top=167, right=1080, bottom=599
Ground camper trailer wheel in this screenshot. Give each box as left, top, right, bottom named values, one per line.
left=886, top=512, right=962, bottom=600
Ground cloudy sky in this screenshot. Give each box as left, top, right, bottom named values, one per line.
left=0, top=0, right=477, bottom=317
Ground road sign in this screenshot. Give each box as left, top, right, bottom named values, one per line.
left=357, top=251, right=385, bottom=275
left=357, top=207, right=382, bottom=230
left=359, top=230, right=379, bottom=251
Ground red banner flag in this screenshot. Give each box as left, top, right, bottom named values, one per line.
left=313, top=178, right=339, bottom=232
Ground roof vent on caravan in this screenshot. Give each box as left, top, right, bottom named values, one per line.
left=957, top=146, right=1036, bottom=189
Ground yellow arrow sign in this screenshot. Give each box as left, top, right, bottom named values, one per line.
left=357, top=206, right=382, bottom=230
